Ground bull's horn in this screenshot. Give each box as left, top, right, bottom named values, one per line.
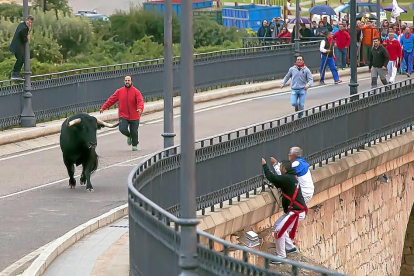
left=96, top=118, right=120, bottom=128
left=68, top=118, right=81, bottom=127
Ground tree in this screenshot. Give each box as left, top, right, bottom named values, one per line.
left=33, top=0, right=72, bottom=15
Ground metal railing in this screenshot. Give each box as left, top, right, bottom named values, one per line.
left=0, top=42, right=320, bottom=130
left=128, top=77, right=414, bottom=275
left=242, top=37, right=324, bottom=48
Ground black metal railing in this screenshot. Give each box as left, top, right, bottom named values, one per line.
left=128, top=79, right=414, bottom=275
left=0, top=42, right=320, bottom=130
left=242, top=37, right=324, bottom=48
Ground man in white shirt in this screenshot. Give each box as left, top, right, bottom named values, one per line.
left=271, top=147, right=314, bottom=203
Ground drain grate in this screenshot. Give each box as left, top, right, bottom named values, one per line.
left=110, top=225, right=129, bottom=228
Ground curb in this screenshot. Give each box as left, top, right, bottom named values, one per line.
left=19, top=204, right=128, bottom=276
left=0, top=67, right=367, bottom=147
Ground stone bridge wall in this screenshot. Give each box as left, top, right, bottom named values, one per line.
left=197, top=130, right=414, bottom=276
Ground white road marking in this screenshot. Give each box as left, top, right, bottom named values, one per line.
left=0, top=76, right=374, bottom=196
left=0, top=77, right=372, bottom=163
left=0, top=153, right=152, bottom=200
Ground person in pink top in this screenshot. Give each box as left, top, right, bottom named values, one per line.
left=333, top=23, right=351, bottom=70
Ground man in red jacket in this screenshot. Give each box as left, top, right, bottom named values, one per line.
left=383, top=31, right=402, bottom=84
left=333, top=23, right=351, bottom=70
left=100, top=76, right=145, bottom=151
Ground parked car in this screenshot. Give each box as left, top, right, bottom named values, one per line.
left=312, top=2, right=387, bottom=23
left=74, top=10, right=110, bottom=21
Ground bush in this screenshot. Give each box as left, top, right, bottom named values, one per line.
left=109, top=5, right=180, bottom=46
left=0, top=3, right=23, bottom=22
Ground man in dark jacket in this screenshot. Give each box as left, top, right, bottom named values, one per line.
left=369, top=37, right=390, bottom=88
left=100, top=76, right=145, bottom=151
left=257, top=20, right=272, bottom=43
left=9, top=15, right=34, bottom=80
left=262, top=158, right=307, bottom=263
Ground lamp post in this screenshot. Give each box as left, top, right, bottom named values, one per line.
left=179, top=1, right=199, bottom=275
left=20, top=0, right=36, bottom=127
left=162, top=0, right=176, bottom=149
left=349, top=0, right=359, bottom=98
left=294, top=0, right=300, bottom=56
left=376, top=0, right=381, bottom=27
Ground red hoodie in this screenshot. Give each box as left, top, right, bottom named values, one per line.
left=333, top=30, right=351, bottom=49
left=383, top=38, right=402, bottom=61
left=101, top=86, right=145, bottom=120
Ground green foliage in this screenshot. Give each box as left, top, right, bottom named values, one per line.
left=109, top=5, right=180, bottom=46
left=0, top=3, right=248, bottom=81
left=0, top=3, right=23, bottom=22
left=30, top=9, right=93, bottom=58
left=33, top=0, right=72, bottom=15
left=193, top=16, right=246, bottom=48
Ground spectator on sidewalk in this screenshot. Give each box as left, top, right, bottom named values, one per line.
left=322, top=16, right=333, bottom=32
left=319, top=31, right=342, bottom=85
left=299, top=23, right=313, bottom=41
left=369, top=37, right=390, bottom=88
left=257, top=19, right=272, bottom=42
left=262, top=158, right=307, bottom=263
left=277, top=26, right=291, bottom=43
left=280, top=56, right=313, bottom=118
left=311, top=21, right=318, bottom=37
left=9, top=15, right=34, bottom=80
left=270, top=17, right=285, bottom=38
left=383, top=32, right=402, bottom=84
left=361, top=21, right=379, bottom=65
left=315, top=21, right=328, bottom=38
left=333, top=23, right=351, bottom=70
left=400, top=27, right=414, bottom=77
left=270, top=147, right=314, bottom=203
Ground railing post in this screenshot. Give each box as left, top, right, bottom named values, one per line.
left=162, top=0, right=176, bottom=149
left=349, top=0, right=359, bottom=100
left=20, top=0, right=36, bottom=127
left=294, top=0, right=300, bottom=57
left=179, top=1, right=199, bottom=275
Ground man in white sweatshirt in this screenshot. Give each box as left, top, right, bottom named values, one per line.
left=271, top=146, right=314, bottom=203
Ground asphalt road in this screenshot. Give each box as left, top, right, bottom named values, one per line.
left=68, top=0, right=145, bottom=16
left=0, top=74, right=406, bottom=271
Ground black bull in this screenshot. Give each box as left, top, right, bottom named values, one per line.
left=59, top=113, right=119, bottom=191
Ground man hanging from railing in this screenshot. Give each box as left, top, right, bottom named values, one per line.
left=261, top=158, right=307, bottom=264
left=270, top=146, right=314, bottom=204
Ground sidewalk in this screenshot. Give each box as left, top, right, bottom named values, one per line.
left=43, top=217, right=129, bottom=276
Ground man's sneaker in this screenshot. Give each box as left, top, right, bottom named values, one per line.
left=408, top=73, right=412, bottom=78
left=294, top=106, right=298, bottom=112
left=319, top=81, right=326, bottom=85
left=269, top=259, right=282, bottom=265
left=286, top=247, right=298, bottom=254
left=127, top=137, right=132, bottom=146
left=132, top=146, right=138, bottom=151
left=10, top=73, right=23, bottom=80
left=335, top=80, right=343, bottom=84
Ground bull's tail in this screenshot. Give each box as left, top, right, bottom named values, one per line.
left=90, top=153, right=99, bottom=175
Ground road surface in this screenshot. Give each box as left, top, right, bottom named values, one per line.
left=0, top=74, right=406, bottom=271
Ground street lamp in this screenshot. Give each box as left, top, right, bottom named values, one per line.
left=162, top=0, right=176, bottom=149
left=179, top=1, right=199, bottom=275
left=349, top=0, right=359, bottom=99
left=20, top=0, right=36, bottom=127
left=294, top=0, right=300, bottom=56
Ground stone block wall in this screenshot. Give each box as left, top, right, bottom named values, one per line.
left=297, top=163, right=414, bottom=276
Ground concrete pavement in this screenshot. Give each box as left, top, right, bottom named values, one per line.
left=0, top=66, right=406, bottom=274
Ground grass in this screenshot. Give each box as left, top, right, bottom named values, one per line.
left=220, top=0, right=413, bottom=22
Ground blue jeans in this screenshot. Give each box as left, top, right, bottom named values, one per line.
left=320, top=55, right=339, bottom=82
left=403, top=50, right=413, bottom=75
left=335, top=48, right=347, bottom=68
left=290, top=89, right=306, bottom=118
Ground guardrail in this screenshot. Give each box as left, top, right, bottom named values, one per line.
left=0, top=41, right=320, bottom=130
left=128, top=76, right=414, bottom=275
left=242, top=37, right=325, bottom=48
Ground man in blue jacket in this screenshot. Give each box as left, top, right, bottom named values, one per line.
left=400, top=27, right=414, bottom=77
left=280, top=56, right=313, bottom=118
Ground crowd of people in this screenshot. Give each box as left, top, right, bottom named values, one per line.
left=257, top=16, right=414, bottom=79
